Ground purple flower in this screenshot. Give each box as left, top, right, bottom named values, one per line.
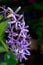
left=14, top=49, right=28, bottom=62
left=12, top=39, right=31, bottom=62
left=18, top=28, right=29, bottom=39
left=0, top=5, right=7, bottom=18
left=5, top=25, right=18, bottom=38
left=7, top=14, right=16, bottom=21
left=15, top=20, right=25, bottom=30
left=5, top=6, right=31, bottom=62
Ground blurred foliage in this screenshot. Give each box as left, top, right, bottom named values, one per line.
left=28, top=16, right=43, bottom=43
left=32, top=3, right=43, bottom=10
left=0, top=15, right=9, bottom=53
left=4, top=51, right=18, bottom=65
left=0, top=21, right=6, bottom=37
left=0, top=51, right=18, bottom=65
left=0, top=62, right=7, bottom=65
left=0, top=46, right=6, bottom=53
left=0, top=15, right=3, bottom=21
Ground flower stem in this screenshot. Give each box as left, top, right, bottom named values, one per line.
left=0, top=39, right=8, bottom=52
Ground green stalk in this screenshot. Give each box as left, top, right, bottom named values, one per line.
left=0, top=39, right=8, bottom=52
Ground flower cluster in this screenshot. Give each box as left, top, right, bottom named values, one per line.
left=5, top=6, right=31, bottom=62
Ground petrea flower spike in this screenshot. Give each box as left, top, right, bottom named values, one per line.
left=1, top=6, right=31, bottom=62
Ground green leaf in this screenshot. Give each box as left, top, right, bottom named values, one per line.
left=4, top=51, right=18, bottom=65
left=0, top=39, right=8, bottom=52
left=0, top=46, right=6, bottom=53
left=0, top=22, right=6, bottom=37
left=0, top=39, right=8, bottom=53
left=0, top=19, right=9, bottom=38
left=0, top=15, right=3, bottom=21
left=0, top=19, right=9, bottom=52
left=0, top=62, right=7, bottom=65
